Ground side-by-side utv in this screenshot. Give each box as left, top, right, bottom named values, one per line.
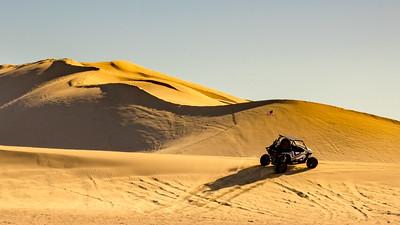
left=260, top=135, right=318, bottom=173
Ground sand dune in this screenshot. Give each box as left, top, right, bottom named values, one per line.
left=1, top=59, right=400, bottom=161
left=1, top=58, right=400, bottom=224
left=0, top=146, right=399, bottom=225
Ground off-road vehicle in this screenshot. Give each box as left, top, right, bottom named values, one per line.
left=260, top=135, right=318, bottom=173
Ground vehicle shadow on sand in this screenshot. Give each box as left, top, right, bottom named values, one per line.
left=205, top=165, right=309, bottom=191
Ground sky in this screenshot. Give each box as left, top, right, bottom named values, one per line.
left=1, top=0, right=399, bottom=120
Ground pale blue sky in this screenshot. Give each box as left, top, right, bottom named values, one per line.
left=1, top=0, right=399, bottom=120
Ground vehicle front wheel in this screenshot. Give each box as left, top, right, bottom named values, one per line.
left=260, top=154, right=271, bottom=166
left=275, top=163, right=288, bottom=173
left=306, top=157, right=318, bottom=169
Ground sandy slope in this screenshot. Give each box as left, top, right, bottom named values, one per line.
left=1, top=59, right=399, bottom=161
left=0, top=146, right=399, bottom=225
left=1, top=59, right=400, bottom=224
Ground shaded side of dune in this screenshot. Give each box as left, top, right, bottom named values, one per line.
left=0, top=83, right=281, bottom=151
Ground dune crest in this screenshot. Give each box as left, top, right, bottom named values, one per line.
left=0, top=58, right=246, bottom=107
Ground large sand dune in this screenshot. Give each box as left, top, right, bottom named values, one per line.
left=0, top=59, right=399, bottom=224
left=1, top=59, right=399, bottom=160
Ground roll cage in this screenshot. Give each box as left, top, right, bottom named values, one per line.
left=272, top=135, right=308, bottom=150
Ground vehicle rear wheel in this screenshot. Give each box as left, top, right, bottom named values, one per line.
left=260, top=154, right=271, bottom=166
left=275, top=163, right=288, bottom=173
left=306, top=157, right=318, bottom=169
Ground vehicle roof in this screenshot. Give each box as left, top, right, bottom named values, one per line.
left=278, top=134, right=304, bottom=141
